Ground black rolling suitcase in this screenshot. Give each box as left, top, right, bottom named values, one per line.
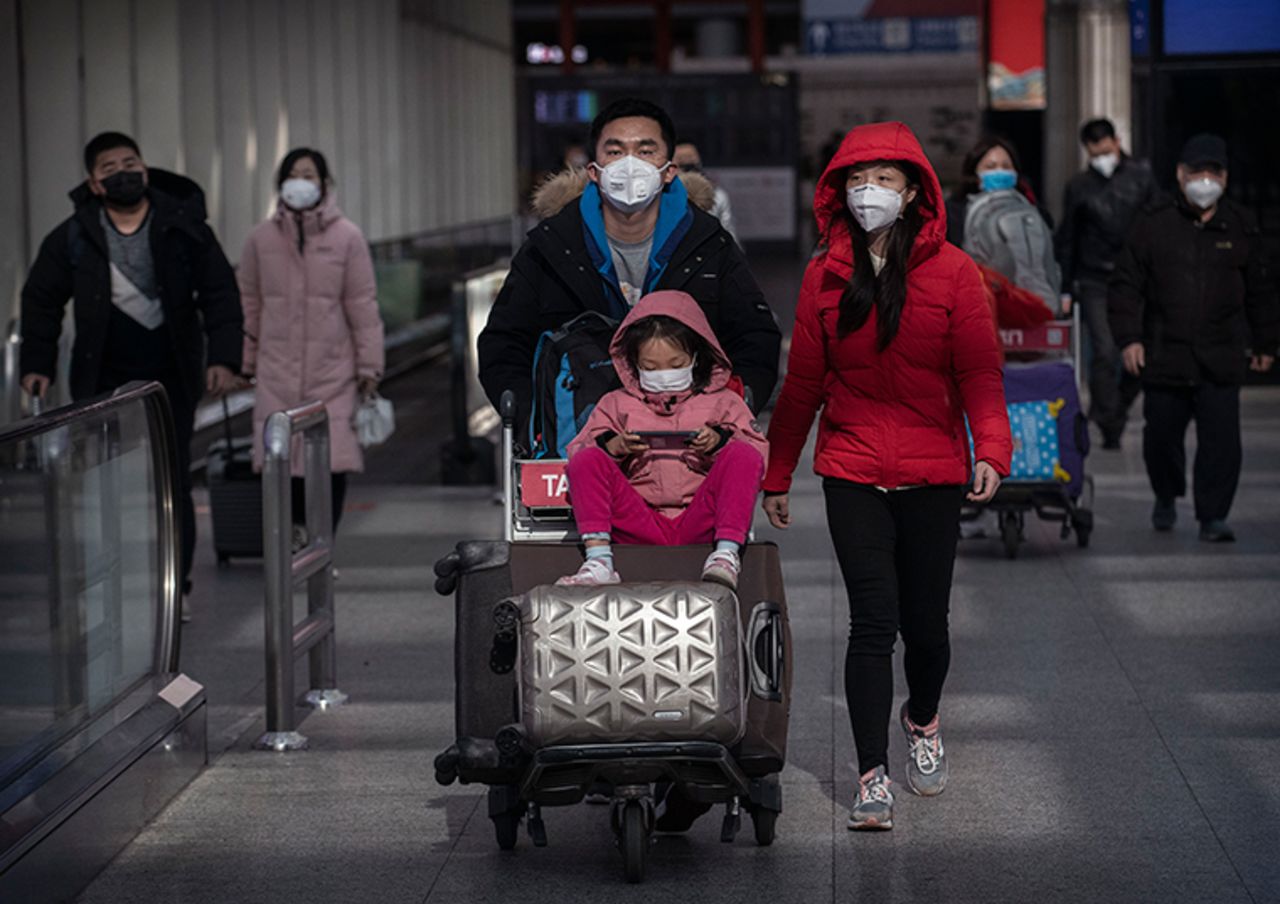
left=207, top=398, right=262, bottom=564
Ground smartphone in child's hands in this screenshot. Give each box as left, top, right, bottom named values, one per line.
left=634, top=430, right=698, bottom=450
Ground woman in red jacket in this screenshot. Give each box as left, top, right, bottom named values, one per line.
left=763, top=122, right=1011, bottom=830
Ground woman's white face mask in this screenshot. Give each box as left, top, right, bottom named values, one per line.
left=281, top=178, right=322, bottom=211
left=847, top=183, right=904, bottom=233
left=594, top=156, right=669, bottom=214
left=638, top=358, right=695, bottom=393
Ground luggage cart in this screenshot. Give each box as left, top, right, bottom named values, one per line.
left=963, top=306, right=1095, bottom=559
left=433, top=391, right=791, bottom=882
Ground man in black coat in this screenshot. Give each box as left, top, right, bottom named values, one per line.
left=1109, top=134, right=1278, bottom=541
left=478, top=98, right=780, bottom=435
left=1056, top=118, right=1158, bottom=448
left=20, top=131, right=243, bottom=601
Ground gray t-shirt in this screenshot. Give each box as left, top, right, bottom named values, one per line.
left=100, top=208, right=165, bottom=331
left=101, top=208, right=158, bottom=299
left=608, top=234, right=653, bottom=307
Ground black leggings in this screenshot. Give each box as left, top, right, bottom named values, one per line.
left=291, top=473, right=348, bottom=534
left=824, top=479, right=964, bottom=775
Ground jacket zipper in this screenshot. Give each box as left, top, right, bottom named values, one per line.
left=298, top=217, right=308, bottom=404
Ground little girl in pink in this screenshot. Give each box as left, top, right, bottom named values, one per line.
left=558, top=290, right=768, bottom=590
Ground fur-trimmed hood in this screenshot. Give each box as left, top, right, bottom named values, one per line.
left=531, top=167, right=717, bottom=220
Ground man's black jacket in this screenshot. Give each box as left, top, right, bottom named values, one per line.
left=20, top=168, right=243, bottom=404
left=1108, top=194, right=1278, bottom=386
left=477, top=171, right=781, bottom=430
left=1055, top=156, right=1157, bottom=287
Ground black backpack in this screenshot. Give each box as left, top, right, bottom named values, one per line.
left=528, top=311, right=621, bottom=459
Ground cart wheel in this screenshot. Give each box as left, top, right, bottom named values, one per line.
left=493, top=811, right=520, bottom=851
left=751, top=807, right=778, bottom=846
left=1000, top=512, right=1021, bottom=559
left=621, top=800, right=649, bottom=884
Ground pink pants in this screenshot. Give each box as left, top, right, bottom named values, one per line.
left=565, top=443, right=764, bottom=545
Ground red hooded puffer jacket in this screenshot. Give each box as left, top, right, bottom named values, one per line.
left=763, top=121, right=1011, bottom=493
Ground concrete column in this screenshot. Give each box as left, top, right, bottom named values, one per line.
left=178, top=1, right=220, bottom=232
left=1044, top=0, right=1081, bottom=220
left=1043, top=0, right=1130, bottom=221
left=0, top=0, right=28, bottom=318
left=21, top=0, right=83, bottom=246
left=133, top=0, right=184, bottom=172
left=81, top=0, right=134, bottom=138
left=1077, top=0, right=1131, bottom=148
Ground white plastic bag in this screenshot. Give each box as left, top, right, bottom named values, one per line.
left=354, top=392, right=395, bottom=447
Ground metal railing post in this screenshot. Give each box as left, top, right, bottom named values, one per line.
left=501, top=391, right=515, bottom=543
left=255, top=401, right=346, bottom=752
left=302, top=414, right=340, bottom=707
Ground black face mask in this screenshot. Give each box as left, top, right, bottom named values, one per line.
left=100, top=170, right=147, bottom=206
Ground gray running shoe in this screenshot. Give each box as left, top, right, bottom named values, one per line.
left=848, top=765, right=894, bottom=831
left=900, top=702, right=947, bottom=797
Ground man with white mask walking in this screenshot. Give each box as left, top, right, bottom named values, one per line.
left=478, top=97, right=780, bottom=430
left=1056, top=118, right=1157, bottom=449
left=1109, top=133, right=1278, bottom=541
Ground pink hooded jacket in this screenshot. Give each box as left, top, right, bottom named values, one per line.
left=566, top=291, right=768, bottom=518
left=239, top=195, right=385, bottom=475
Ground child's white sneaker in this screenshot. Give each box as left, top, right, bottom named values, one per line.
left=701, top=548, right=741, bottom=590
left=555, top=558, right=620, bottom=586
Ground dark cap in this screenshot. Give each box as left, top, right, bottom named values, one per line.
left=1179, top=133, right=1228, bottom=169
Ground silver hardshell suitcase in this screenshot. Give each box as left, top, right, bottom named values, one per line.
left=517, top=582, right=746, bottom=747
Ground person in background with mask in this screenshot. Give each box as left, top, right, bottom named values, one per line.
left=762, top=122, right=1011, bottom=831
left=20, top=131, right=242, bottom=619
left=478, top=97, right=780, bottom=431
left=672, top=142, right=738, bottom=245
left=1108, top=134, right=1277, bottom=542
left=947, top=135, right=1060, bottom=314
left=237, top=148, right=384, bottom=545
left=1055, top=118, right=1157, bottom=449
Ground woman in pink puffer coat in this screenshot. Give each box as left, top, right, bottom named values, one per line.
left=560, top=290, right=768, bottom=590
left=238, top=148, right=384, bottom=534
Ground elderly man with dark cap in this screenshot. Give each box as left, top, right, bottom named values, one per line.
left=1109, top=133, right=1278, bottom=541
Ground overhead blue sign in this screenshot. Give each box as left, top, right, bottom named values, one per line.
left=805, top=16, right=979, bottom=55
left=1129, top=0, right=1151, bottom=57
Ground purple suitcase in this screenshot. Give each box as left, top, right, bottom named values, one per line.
left=1002, top=361, right=1090, bottom=498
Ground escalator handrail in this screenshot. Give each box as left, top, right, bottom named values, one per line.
left=0, top=379, right=183, bottom=674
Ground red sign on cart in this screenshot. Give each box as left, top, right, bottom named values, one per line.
left=1000, top=323, right=1070, bottom=352
left=520, top=461, right=570, bottom=508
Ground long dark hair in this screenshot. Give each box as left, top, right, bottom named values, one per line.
left=619, top=315, right=717, bottom=391
left=836, top=160, right=927, bottom=350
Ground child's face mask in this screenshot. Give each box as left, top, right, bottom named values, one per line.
left=639, top=358, right=695, bottom=393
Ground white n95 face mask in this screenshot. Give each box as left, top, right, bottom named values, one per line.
left=1090, top=153, right=1120, bottom=179
left=281, top=178, right=322, bottom=211
left=596, top=156, right=667, bottom=214
left=638, top=360, right=695, bottom=393
left=1184, top=177, right=1224, bottom=209
left=847, top=183, right=904, bottom=233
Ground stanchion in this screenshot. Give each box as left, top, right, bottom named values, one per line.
left=255, top=401, right=346, bottom=752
